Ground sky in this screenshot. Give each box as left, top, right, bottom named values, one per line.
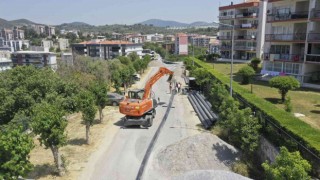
left=0, top=0, right=243, bottom=25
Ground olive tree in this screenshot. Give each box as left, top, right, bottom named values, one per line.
left=262, top=146, right=311, bottom=180
left=0, top=126, right=34, bottom=179
left=89, top=82, right=109, bottom=122
left=238, top=66, right=255, bottom=84
left=78, top=90, right=97, bottom=145
left=269, top=76, right=300, bottom=102
left=32, top=102, right=68, bottom=176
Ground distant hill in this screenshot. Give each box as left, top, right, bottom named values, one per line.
left=0, top=18, right=42, bottom=28
left=57, top=22, right=93, bottom=30
left=140, top=19, right=189, bottom=27
left=139, top=19, right=215, bottom=27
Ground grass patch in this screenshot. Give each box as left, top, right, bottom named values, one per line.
left=210, top=62, right=320, bottom=129
left=194, top=59, right=320, bottom=155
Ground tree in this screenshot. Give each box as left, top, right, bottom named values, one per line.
left=89, top=82, right=109, bottom=122
left=238, top=66, right=255, bottom=84
left=209, top=82, right=229, bottom=112
left=32, top=102, right=68, bottom=176
left=49, top=47, right=55, bottom=52
left=56, top=47, right=61, bottom=53
left=66, top=32, right=77, bottom=44
left=128, top=52, right=140, bottom=62
left=78, top=90, right=97, bottom=145
left=269, top=76, right=300, bottom=102
left=219, top=97, right=261, bottom=154
left=0, top=126, right=34, bottom=179
left=191, top=67, right=212, bottom=94
left=250, top=57, right=261, bottom=71
left=262, top=146, right=311, bottom=180
left=21, top=44, right=28, bottom=50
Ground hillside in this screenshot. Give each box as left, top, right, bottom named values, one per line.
left=0, top=18, right=42, bottom=28
left=139, top=19, right=215, bottom=27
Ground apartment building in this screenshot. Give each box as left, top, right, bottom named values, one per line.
left=11, top=51, right=57, bottom=70
left=164, top=35, right=175, bottom=42
left=45, top=26, right=56, bottom=37
left=191, top=35, right=216, bottom=48
left=13, top=26, right=24, bottom=40
left=32, top=24, right=46, bottom=34
left=72, top=40, right=143, bottom=60
left=41, top=40, right=54, bottom=49
left=261, top=0, right=320, bottom=89
left=1, top=29, right=14, bottom=41
left=218, top=0, right=267, bottom=61
left=175, top=33, right=188, bottom=55
left=58, top=38, right=69, bottom=50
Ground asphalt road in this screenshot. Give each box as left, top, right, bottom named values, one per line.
left=87, top=59, right=195, bottom=180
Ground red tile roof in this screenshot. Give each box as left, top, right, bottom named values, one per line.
left=78, top=40, right=134, bottom=45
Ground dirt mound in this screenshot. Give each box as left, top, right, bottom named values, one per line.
left=155, top=133, right=240, bottom=177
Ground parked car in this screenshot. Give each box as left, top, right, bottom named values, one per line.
left=107, top=92, right=125, bottom=106
left=132, top=74, right=141, bottom=81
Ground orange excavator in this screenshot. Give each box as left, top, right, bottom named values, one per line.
left=119, top=67, right=174, bottom=127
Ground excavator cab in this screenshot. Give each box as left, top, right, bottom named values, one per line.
left=128, top=89, right=144, bottom=100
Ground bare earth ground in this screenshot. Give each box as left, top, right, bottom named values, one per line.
left=27, top=67, right=153, bottom=180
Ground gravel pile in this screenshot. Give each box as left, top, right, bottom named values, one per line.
left=154, top=133, right=242, bottom=178
left=172, top=170, right=251, bottom=180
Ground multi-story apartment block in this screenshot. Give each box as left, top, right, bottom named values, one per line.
left=11, top=51, right=57, bottom=70
left=45, top=26, right=56, bottom=37
left=32, top=24, right=46, bottom=34
left=58, top=38, right=69, bottom=50
left=41, top=40, right=54, bottom=49
left=218, top=0, right=267, bottom=61
left=13, top=26, right=24, bottom=40
left=261, top=0, right=320, bottom=88
left=72, top=40, right=143, bottom=60
left=164, top=35, right=175, bottom=42
left=191, top=35, right=216, bottom=48
left=175, top=33, right=188, bottom=55
left=1, top=29, right=14, bottom=42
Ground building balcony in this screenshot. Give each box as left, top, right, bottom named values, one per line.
left=234, top=46, right=256, bottom=51
left=220, top=45, right=232, bottom=50
left=234, top=35, right=256, bottom=40
left=308, top=33, right=320, bottom=42
left=306, top=54, right=320, bottom=63
left=310, top=9, right=320, bottom=20
left=267, top=11, right=309, bottom=22
left=265, top=33, right=306, bottom=42
left=218, top=25, right=233, bottom=30
left=235, top=12, right=258, bottom=19
left=218, top=15, right=235, bottom=20
left=264, top=53, right=304, bottom=62
left=217, top=36, right=232, bottom=40
left=234, top=23, right=258, bottom=30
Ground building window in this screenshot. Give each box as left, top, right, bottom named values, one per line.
left=274, top=62, right=282, bottom=72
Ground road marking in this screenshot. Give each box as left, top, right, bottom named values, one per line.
left=136, top=93, right=175, bottom=180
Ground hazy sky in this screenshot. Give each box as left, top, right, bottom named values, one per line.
left=0, top=0, right=243, bottom=25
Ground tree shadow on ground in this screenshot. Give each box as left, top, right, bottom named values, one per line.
left=68, top=138, right=86, bottom=146
left=315, top=104, right=320, bottom=108
left=80, top=119, right=101, bottom=125
left=265, top=97, right=282, bottom=105
left=310, top=110, right=320, bottom=114
left=27, top=163, right=57, bottom=179
left=212, top=142, right=240, bottom=167
left=157, top=102, right=166, bottom=106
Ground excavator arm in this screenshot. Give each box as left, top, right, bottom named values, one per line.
left=142, top=67, right=173, bottom=100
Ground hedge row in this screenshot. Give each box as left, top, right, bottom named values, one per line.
left=194, top=58, right=320, bottom=155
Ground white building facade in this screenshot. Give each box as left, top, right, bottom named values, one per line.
left=218, top=0, right=267, bottom=61
left=262, top=0, right=320, bottom=89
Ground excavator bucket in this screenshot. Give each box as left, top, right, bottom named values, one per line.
left=167, top=74, right=173, bottom=82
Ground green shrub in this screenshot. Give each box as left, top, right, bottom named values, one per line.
left=262, top=147, right=311, bottom=180
left=232, top=161, right=249, bottom=177
left=238, top=66, right=255, bottom=84
left=250, top=57, right=261, bottom=71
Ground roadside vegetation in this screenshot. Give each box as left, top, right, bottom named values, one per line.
left=184, top=57, right=319, bottom=179
left=0, top=52, right=151, bottom=178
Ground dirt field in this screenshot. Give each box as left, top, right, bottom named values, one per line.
left=27, top=67, right=153, bottom=179
left=27, top=106, right=122, bottom=179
